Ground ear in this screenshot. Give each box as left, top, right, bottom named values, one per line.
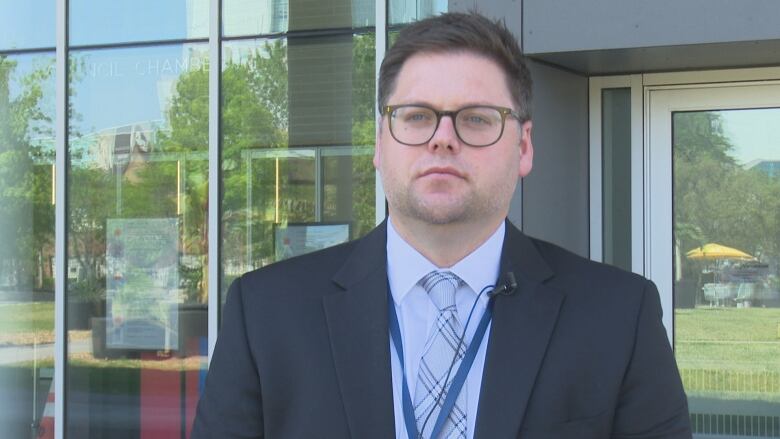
left=518, top=120, right=533, bottom=178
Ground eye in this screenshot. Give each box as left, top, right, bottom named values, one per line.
left=398, top=107, right=435, bottom=124
left=466, top=114, right=491, bottom=125
left=407, top=112, right=429, bottom=121
left=458, top=109, right=497, bottom=127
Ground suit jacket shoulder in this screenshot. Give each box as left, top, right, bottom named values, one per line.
left=490, top=223, right=690, bottom=438
left=526, top=233, right=649, bottom=292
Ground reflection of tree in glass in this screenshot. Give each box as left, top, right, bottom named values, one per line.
left=118, top=42, right=296, bottom=302
left=350, top=33, right=376, bottom=239
left=219, top=35, right=377, bottom=282
left=221, top=40, right=290, bottom=276
left=57, top=35, right=378, bottom=305
left=64, top=55, right=117, bottom=306
left=675, top=111, right=780, bottom=282
left=0, top=55, right=55, bottom=291
left=65, top=50, right=209, bottom=305
left=125, top=49, right=212, bottom=304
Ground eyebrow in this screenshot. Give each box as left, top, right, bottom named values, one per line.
left=392, top=101, right=510, bottom=109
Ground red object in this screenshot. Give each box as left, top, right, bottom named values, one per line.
left=140, top=352, right=181, bottom=439
left=185, top=338, right=203, bottom=438
left=37, top=381, right=55, bottom=439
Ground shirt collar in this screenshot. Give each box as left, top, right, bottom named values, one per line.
left=386, top=217, right=506, bottom=305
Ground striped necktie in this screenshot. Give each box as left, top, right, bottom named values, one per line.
left=413, top=270, right=467, bottom=439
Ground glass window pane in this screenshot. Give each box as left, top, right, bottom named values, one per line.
left=0, top=52, right=56, bottom=438
left=389, top=0, right=446, bottom=26
left=0, top=0, right=55, bottom=50
left=221, top=33, right=376, bottom=300
left=66, top=44, right=209, bottom=437
left=602, top=88, right=631, bottom=271
left=69, top=0, right=208, bottom=46
left=673, top=108, right=780, bottom=435
left=223, top=0, right=374, bottom=37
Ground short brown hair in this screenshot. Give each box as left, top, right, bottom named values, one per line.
left=378, top=12, right=532, bottom=121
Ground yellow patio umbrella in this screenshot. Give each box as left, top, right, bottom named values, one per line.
left=685, top=243, right=754, bottom=260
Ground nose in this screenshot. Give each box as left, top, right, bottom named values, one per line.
left=427, top=114, right=462, bottom=153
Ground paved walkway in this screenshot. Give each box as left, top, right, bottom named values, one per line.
left=0, top=338, right=90, bottom=365
left=0, top=290, right=55, bottom=303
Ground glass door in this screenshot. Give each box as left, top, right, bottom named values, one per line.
left=647, top=83, right=780, bottom=438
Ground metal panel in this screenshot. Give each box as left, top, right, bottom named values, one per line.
left=523, top=0, right=780, bottom=75
left=588, top=75, right=644, bottom=273
left=54, top=0, right=67, bottom=436
left=208, top=0, right=220, bottom=361
left=522, top=60, right=589, bottom=256
left=528, top=40, right=780, bottom=76
left=629, top=75, right=643, bottom=275
left=523, top=0, right=780, bottom=54
left=588, top=77, right=624, bottom=262
left=375, top=0, right=387, bottom=225
left=644, top=66, right=780, bottom=86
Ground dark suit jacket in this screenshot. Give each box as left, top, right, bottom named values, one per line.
left=192, top=220, right=691, bottom=438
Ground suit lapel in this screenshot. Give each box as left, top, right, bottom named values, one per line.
left=323, top=222, right=396, bottom=439
left=321, top=220, right=564, bottom=438
left=474, top=222, right=565, bottom=438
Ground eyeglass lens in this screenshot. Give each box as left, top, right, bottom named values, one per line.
left=390, top=106, right=505, bottom=146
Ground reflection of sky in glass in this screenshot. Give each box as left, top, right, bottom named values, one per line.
left=69, top=0, right=208, bottom=46
left=224, top=0, right=290, bottom=36
left=721, top=108, right=780, bottom=165
left=69, top=44, right=208, bottom=135
left=223, top=0, right=374, bottom=37
left=0, top=0, right=55, bottom=50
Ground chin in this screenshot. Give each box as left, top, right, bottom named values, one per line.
left=414, top=205, right=472, bottom=225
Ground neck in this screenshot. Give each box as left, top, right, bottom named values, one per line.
left=389, top=215, right=505, bottom=268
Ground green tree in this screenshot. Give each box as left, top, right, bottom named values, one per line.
left=0, top=55, right=56, bottom=291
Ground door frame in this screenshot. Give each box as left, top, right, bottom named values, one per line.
left=589, top=66, right=780, bottom=342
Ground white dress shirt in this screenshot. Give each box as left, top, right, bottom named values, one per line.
left=387, top=218, right=505, bottom=439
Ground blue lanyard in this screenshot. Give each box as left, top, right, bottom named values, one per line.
left=388, top=288, right=494, bottom=439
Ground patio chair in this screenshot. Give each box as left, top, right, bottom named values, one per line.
left=736, top=282, right=756, bottom=307
left=715, top=283, right=735, bottom=306
left=702, top=283, right=718, bottom=306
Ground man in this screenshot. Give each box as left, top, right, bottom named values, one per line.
left=192, top=12, right=691, bottom=438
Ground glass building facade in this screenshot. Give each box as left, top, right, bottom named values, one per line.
left=0, top=0, right=442, bottom=437
left=6, top=1, right=779, bottom=439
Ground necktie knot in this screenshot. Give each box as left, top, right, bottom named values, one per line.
left=420, top=270, right=461, bottom=311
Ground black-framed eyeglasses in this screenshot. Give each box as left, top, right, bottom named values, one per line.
left=382, top=104, right=524, bottom=147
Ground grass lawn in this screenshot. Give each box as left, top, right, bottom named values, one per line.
left=675, top=307, right=780, bottom=342
left=2, top=301, right=778, bottom=398
left=0, top=301, right=54, bottom=334
left=675, top=307, right=780, bottom=399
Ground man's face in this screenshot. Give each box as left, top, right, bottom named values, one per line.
left=374, top=51, right=533, bottom=228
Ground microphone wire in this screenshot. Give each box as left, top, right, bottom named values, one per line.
left=416, top=283, right=495, bottom=438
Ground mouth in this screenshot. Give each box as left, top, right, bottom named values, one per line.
left=419, top=166, right=464, bottom=179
